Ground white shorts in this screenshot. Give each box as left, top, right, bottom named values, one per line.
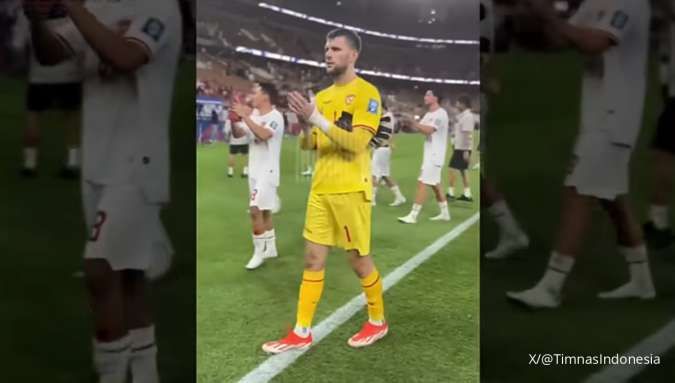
left=82, top=182, right=173, bottom=272
left=372, top=147, right=391, bottom=178
left=564, top=129, right=633, bottom=200
left=418, top=163, right=443, bottom=186
left=248, top=177, right=277, bottom=211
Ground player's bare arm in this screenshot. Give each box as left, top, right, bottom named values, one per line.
left=525, top=0, right=616, bottom=55
left=23, top=1, right=72, bottom=65
left=232, top=103, right=273, bottom=141
left=62, top=0, right=150, bottom=72
left=288, top=91, right=373, bottom=153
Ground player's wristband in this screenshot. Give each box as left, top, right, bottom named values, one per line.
left=308, top=107, right=331, bottom=133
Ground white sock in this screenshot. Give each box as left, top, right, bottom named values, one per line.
left=130, top=326, right=159, bottom=383
left=391, top=185, right=404, bottom=199
left=368, top=319, right=385, bottom=326
left=253, top=233, right=266, bottom=254
left=411, top=203, right=422, bottom=219
left=489, top=200, right=521, bottom=237
left=93, top=335, right=131, bottom=383
left=243, top=166, right=249, bottom=175
left=293, top=324, right=311, bottom=338
left=439, top=201, right=449, bottom=215
left=447, top=187, right=454, bottom=197
left=265, top=229, right=277, bottom=251
left=464, top=187, right=472, bottom=198
left=649, top=205, right=669, bottom=230
left=67, top=147, right=80, bottom=168
left=373, top=186, right=378, bottom=200
left=23, top=147, right=37, bottom=169
left=619, top=245, right=653, bottom=287
left=228, top=167, right=233, bottom=175
left=536, top=252, right=575, bottom=295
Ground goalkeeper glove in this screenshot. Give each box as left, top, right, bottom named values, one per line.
left=370, top=115, right=394, bottom=148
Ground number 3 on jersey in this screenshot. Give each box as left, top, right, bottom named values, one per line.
left=89, top=211, right=107, bottom=242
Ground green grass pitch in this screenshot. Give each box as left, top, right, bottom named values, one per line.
left=197, top=133, right=480, bottom=382
left=480, top=51, right=675, bottom=383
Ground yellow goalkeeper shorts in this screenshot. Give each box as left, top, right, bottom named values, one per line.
left=303, top=191, right=371, bottom=256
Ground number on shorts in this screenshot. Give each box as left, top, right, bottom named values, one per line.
left=251, top=189, right=258, bottom=202
left=89, top=211, right=107, bottom=242
left=344, top=225, right=352, bottom=242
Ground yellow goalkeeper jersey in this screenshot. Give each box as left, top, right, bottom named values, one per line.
left=307, top=76, right=381, bottom=196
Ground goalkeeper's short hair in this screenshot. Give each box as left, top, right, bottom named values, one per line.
left=326, top=28, right=362, bottom=53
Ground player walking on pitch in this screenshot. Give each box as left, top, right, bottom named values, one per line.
left=372, top=100, right=406, bottom=207
left=398, top=90, right=451, bottom=224
left=447, top=95, right=475, bottom=202
left=507, top=0, right=655, bottom=308
left=25, top=0, right=181, bottom=381
left=230, top=83, right=284, bottom=270
left=262, top=28, right=390, bottom=353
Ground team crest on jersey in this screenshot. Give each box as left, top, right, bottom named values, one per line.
left=367, top=99, right=379, bottom=114
left=611, top=11, right=628, bottom=29
left=142, top=18, right=165, bottom=42
left=345, top=95, right=356, bottom=105
left=269, top=121, right=278, bottom=130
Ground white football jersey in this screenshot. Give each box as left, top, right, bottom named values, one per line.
left=12, top=14, right=83, bottom=84
left=420, top=107, right=449, bottom=166
left=55, top=0, right=182, bottom=203
left=454, top=109, right=475, bottom=151
left=570, top=0, right=649, bottom=146
left=243, top=108, right=285, bottom=186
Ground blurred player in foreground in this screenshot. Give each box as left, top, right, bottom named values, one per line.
left=507, top=0, right=655, bottom=308
left=262, top=28, right=391, bottom=353
left=398, top=90, right=451, bottom=224
left=480, top=0, right=530, bottom=260
left=25, top=0, right=181, bottom=381
left=230, top=83, right=284, bottom=270
left=643, top=0, right=675, bottom=249
left=372, top=100, right=406, bottom=207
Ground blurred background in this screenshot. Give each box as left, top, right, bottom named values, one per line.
left=0, top=1, right=197, bottom=381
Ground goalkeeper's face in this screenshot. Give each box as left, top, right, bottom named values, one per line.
left=324, top=37, right=357, bottom=77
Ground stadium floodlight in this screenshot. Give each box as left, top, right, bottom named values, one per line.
left=234, top=46, right=479, bottom=86
left=258, top=2, right=479, bottom=46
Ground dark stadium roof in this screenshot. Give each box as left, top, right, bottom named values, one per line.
left=205, top=0, right=477, bottom=39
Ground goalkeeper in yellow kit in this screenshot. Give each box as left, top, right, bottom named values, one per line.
left=262, top=28, right=391, bottom=353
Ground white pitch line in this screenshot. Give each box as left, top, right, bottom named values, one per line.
left=237, top=212, right=480, bottom=383
left=583, top=319, right=675, bottom=383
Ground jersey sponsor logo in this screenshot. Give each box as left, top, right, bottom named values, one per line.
left=345, top=94, right=356, bottom=105
left=610, top=10, right=629, bottom=30
left=142, top=18, right=166, bottom=42
left=367, top=99, right=379, bottom=114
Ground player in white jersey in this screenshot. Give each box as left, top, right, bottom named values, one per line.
left=398, top=90, right=451, bottom=224
left=230, top=83, right=285, bottom=270
left=507, top=0, right=654, bottom=309
left=447, top=94, right=475, bottom=202
left=480, top=0, right=530, bottom=260
left=643, top=0, right=675, bottom=249
left=25, top=0, right=182, bottom=381
left=13, top=13, right=82, bottom=178
left=371, top=101, right=406, bottom=207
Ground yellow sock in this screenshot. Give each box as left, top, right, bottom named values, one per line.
left=361, top=269, right=385, bottom=323
left=295, top=269, right=325, bottom=331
